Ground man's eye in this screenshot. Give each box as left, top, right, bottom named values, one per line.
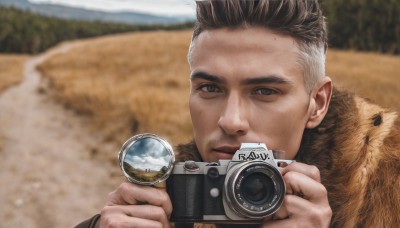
left=198, top=84, right=221, bottom=93
left=254, top=88, right=277, bottom=95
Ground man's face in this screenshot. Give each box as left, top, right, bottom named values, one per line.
left=189, top=27, right=314, bottom=162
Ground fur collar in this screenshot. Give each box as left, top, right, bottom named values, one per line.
left=175, top=89, right=400, bottom=227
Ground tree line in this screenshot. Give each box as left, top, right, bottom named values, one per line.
left=1, top=1, right=399, bottom=55
left=322, top=0, right=399, bottom=54
left=0, top=6, right=193, bottom=54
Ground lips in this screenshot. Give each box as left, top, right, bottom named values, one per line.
left=213, top=145, right=241, bottom=154
left=212, top=146, right=240, bottom=160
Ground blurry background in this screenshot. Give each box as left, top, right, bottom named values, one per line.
left=0, top=0, right=398, bottom=227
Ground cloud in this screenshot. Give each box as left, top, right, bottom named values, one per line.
left=28, top=0, right=196, bottom=17
left=127, top=155, right=169, bottom=171
left=124, top=137, right=172, bottom=171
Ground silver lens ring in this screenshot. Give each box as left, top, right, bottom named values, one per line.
left=224, top=161, right=285, bottom=218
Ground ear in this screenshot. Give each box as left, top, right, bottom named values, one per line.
left=306, top=77, right=333, bottom=129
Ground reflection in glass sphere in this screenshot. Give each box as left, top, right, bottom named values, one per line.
left=119, top=134, right=174, bottom=185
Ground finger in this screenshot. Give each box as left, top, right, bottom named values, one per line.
left=100, top=212, right=164, bottom=228
left=273, top=194, right=312, bottom=219
left=107, top=182, right=173, bottom=217
left=261, top=217, right=295, bottom=228
left=283, top=171, right=328, bottom=204
left=266, top=195, right=331, bottom=227
left=271, top=201, right=289, bottom=220
left=127, top=217, right=164, bottom=228
left=281, top=162, right=321, bottom=182
left=102, top=205, right=170, bottom=228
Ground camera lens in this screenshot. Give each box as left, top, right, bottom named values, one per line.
left=241, top=172, right=274, bottom=205
left=224, top=161, right=285, bottom=219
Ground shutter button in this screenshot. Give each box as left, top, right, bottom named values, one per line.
left=184, top=160, right=199, bottom=172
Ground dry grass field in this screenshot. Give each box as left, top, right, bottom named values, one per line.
left=326, top=50, right=400, bottom=111
left=38, top=31, right=193, bottom=147
left=0, top=54, right=30, bottom=92
left=37, top=30, right=400, bottom=152
left=0, top=54, right=30, bottom=150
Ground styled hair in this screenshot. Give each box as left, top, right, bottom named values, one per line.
left=189, top=0, right=328, bottom=92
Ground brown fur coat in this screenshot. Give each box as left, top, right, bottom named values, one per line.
left=176, top=89, right=400, bottom=228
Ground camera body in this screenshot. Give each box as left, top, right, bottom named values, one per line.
left=167, top=143, right=293, bottom=224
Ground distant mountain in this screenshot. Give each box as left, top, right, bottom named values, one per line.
left=0, top=0, right=194, bottom=24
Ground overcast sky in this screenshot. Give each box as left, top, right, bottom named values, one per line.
left=29, top=0, right=197, bottom=17
left=124, top=137, right=171, bottom=171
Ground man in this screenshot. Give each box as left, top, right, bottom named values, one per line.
left=77, top=0, right=400, bottom=227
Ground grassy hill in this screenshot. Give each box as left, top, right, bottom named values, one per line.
left=0, top=54, right=30, bottom=91
left=38, top=31, right=193, bottom=146
left=37, top=30, right=400, bottom=150
left=326, top=50, right=400, bottom=110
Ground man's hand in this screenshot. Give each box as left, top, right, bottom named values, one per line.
left=99, top=182, right=172, bottom=228
left=262, top=162, right=332, bottom=228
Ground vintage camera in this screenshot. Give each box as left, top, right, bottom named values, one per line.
left=118, top=134, right=293, bottom=224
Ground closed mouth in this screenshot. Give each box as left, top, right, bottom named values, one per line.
left=213, top=146, right=241, bottom=154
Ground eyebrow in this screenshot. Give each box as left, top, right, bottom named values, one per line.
left=242, top=75, right=291, bottom=85
left=190, top=71, right=291, bottom=85
left=190, top=72, right=225, bottom=83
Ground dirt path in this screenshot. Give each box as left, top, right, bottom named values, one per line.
left=0, top=43, right=120, bottom=227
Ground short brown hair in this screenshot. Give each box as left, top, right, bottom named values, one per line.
left=190, top=0, right=328, bottom=92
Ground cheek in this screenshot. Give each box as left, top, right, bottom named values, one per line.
left=251, top=102, right=308, bottom=159
left=255, top=117, right=304, bottom=159
left=189, top=97, right=218, bottom=160
left=189, top=96, right=222, bottom=130
left=189, top=98, right=199, bottom=129
left=275, top=119, right=304, bottom=159
left=189, top=97, right=212, bottom=140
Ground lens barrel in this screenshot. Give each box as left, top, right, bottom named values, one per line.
left=224, top=161, right=285, bottom=219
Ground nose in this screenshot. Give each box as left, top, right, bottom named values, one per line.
left=217, top=92, right=249, bottom=136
